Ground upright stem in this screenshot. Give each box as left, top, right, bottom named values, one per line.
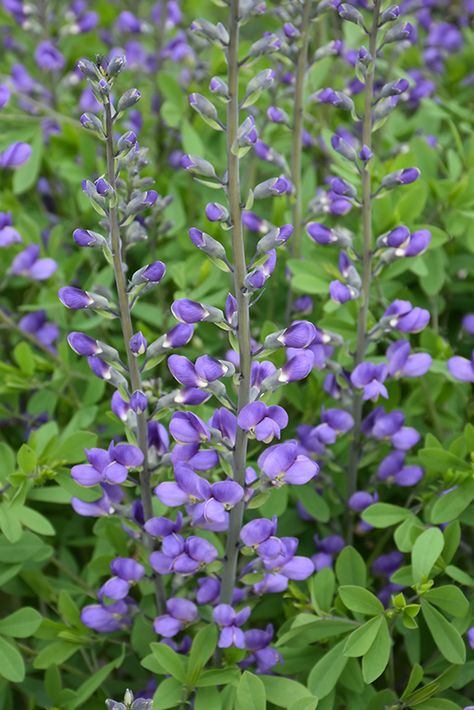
left=104, top=102, right=166, bottom=614
left=219, top=0, right=252, bottom=605
left=286, top=0, right=312, bottom=319
left=346, top=1, right=381, bottom=539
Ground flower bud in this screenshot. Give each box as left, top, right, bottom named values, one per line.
left=379, top=78, right=409, bottom=99
left=209, top=77, right=230, bottom=101
left=379, top=5, right=400, bottom=26
left=58, top=286, right=94, bottom=310
left=381, top=168, right=420, bottom=189
left=190, top=18, right=229, bottom=46
left=77, top=58, right=100, bottom=80
left=117, top=88, right=141, bottom=113
left=130, top=331, right=147, bottom=356
left=383, top=22, right=413, bottom=45
left=67, top=332, right=100, bottom=356
left=80, top=113, right=104, bottom=136
left=189, top=93, right=223, bottom=131
left=327, top=177, right=357, bottom=199
left=130, top=390, right=147, bottom=414
left=131, top=261, right=166, bottom=285
left=256, top=224, right=293, bottom=253
left=248, top=33, right=281, bottom=58
left=242, top=69, right=275, bottom=107
left=331, top=133, right=358, bottom=162
left=189, top=228, right=228, bottom=263
left=181, top=154, right=218, bottom=179
left=253, top=176, right=292, bottom=199
left=205, top=202, right=229, bottom=222
left=117, top=130, right=137, bottom=153
left=107, top=55, right=127, bottom=78
left=171, top=299, right=224, bottom=324
left=267, top=106, right=289, bottom=125
left=313, top=88, right=355, bottom=112
left=338, top=4, right=365, bottom=29
left=73, top=229, right=105, bottom=248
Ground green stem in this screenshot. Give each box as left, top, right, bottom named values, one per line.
left=104, top=101, right=166, bottom=614
left=346, top=0, right=381, bottom=541
left=219, top=0, right=252, bottom=605
left=286, top=0, right=313, bottom=320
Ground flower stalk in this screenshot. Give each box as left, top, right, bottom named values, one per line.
left=104, top=100, right=166, bottom=614
left=346, top=0, right=382, bottom=536
left=219, top=0, right=252, bottom=605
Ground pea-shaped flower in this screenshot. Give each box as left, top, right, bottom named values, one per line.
left=237, top=402, right=288, bottom=442
left=154, top=598, right=198, bottom=638
left=258, top=441, right=319, bottom=485
left=213, top=604, right=251, bottom=648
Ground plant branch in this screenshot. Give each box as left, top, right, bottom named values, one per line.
left=219, top=0, right=252, bottom=605
left=346, top=0, right=381, bottom=541
left=104, top=100, right=166, bottom=614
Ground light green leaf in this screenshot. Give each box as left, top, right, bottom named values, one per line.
left=153, top=677, right=184, bottom=709
left=33, top=641, right=80, bottom=669
left=187, top=625, right=218, bottom=686
left=361, top=503, right=412, bottom=528
left=0, top=636, right=24, bottom=683
left=361, top=618, right=391, bottom=684
left=412, top=527, right=444, bottom=583
left=260, top=675, right=316, bottom=707
left=16, top=507, right=55, bottom=536
left=430, top=480, right=474, bottom=524
left=235, top=671, right=266, bottom=710
left=344, top=616, right=382, bottom=658
left=148, top=642, right=187, bottom=682
left=339, top=586, right=384, bottom=616
left=68, top=654, right=124, bottom=709
left=421, top=600, right=466, bottom=664
left=423, top=585, right=469, bottom=618
left=0, top=608, right=42, bottom=638
left=307, top=640, right=348, bottom=698
left=335, top=547, right=367, bottom=587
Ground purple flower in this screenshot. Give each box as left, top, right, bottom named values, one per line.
left=168, top=354, right=233, bottom=389
left=329, top=280, right=357, bottom=304
left=58, top=286, right=93, bottom=310
left=67, top=332, right=100, bottom=357
left=0, top=215, right=22, bottom=247
left=377, top=451, right=424, bottom=487
left=241, top=517, right=277, bottom=548
left=364, top=407, right=420, bottom=451
left=468, top=627, right=474, bottom=650
left=448, top=352, right=474, bottom=383
left=381, top=168, right=420, bottom=188
left=348, top=491, right=377, bottom=512
left=237, top=402, right=288, bottom=442
left=213, top=605, right=250, bottom=648
left=258, top=441, right=319, bottom=485
left=171, top=299, right=223, bottom=324
left=386, top=341, right=432, bottom=378
left=372, top=551, right=404, bottom=577
left=71, top=443, right=143, bottom=487
left=351, top=362, right=388, bottom=401
left=154, top=598, right=198, bottom=638
left=130, top=331, right=148, bottom=356
left=0, top=84, right=10, bottom=108
left=314, top=88, right=354, bottom=111
left=169, top=412, right=210, bottom=444
left=9, top=245, right=57, bottom=280
left=0, top=142, right=32, bottom=168
left=81, top=601, right=131, bottom=632
left=278, top=350, right=315, bottom=384
left=383, top=300, right=430, bottom=333
left=462, top=314, right=474, bottom=335
left=35, top=41, right=65, bottom=72
left=150, top=534, right=218, bottom=575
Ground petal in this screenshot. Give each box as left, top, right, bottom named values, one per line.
left=281, top=555, right=314, bottom=580
left=85, top=447, right=110, bottom=472
left=213, top=604, right=235, bottom=626
left=218, top=627, right=234, bottom=648
left=195, top=355, right=226, bottom=382
left=267, top=405, right=288, bottom=430
left=168, top=354, right=199, bottom=387
left=448, top=356, right=474, bottom=383
left=254, top=418, right=279, bottom=442
left=153, top=615, right=182, bottom=637
left=174, top=464, right=211, bottom=500
left=29, top=257, right=57, bottom=280
left=187, top=536, right=218, bottom=563
left=111, top=443, right=144, bottom=467
left=258, top=442, right=297, bottom=476
left=155, top=482, right=189, bottom=507
left=211, top=480, right=244, bottom=505
left=149, top=552, right=174, bottom=574
left=166, top=597, right=198, bottom=622
left=401, top=353, right=432, bottom=377
left=71, top=464, right=102, bottom=486
left=237, top=402, right=267, bottom=430
left=391, top=426, right=420, bottom=450
left=102, top=462, right=128, bottom=484
left=173, top=553, right=199, bottom=574
left=240, top=518, right=276, bottom=546
left=284, top=456, right=319, bottom=484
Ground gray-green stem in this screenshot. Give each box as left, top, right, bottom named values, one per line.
left=346, top=1, right=381, bottom=541
left=286, top=0, right=313, bottom=320
left=104, top=101, right=166, bottom=614
left=219, top=0, right=252, bottom=605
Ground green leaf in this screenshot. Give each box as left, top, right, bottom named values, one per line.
left=277, top=616, right=356, bottom=646
left=339, top=586, right=384, bottom=616
left=153, top=677, right=184, bottom=709
left=295, top=486, right=330, bottom=522
left=421, top=600, right=466, bottom=664
left=17, top=444, right=37, bottom=474
left=0, top=636, right=24, bottom=683
left=445, top=564, right=474, bottom=586
left=335, top=547, right=367, bottom=587
left=33, top=641, right=80, bottom=669
left=53, top=431, right=98, bottom=464
left=13, top=342, right=35, bottom=376
left=68, top=654, right=124, bottom=709
left=413, top=701, right=461, bottom=710
left=307, top=639, right=348, bottom=698
left=400, top=663, right=424, bottom=700
left=260, top=675, right=316, bottom=707
left=0, top=532, right=50, bottom=563
left=194, top=687, right=222, bottom=710
left=343, top=616, right=383, bottom=658
left=361, top=618, right=391, bottom=684
left=311, top=567, right=335, bottom=613
left=235, top=671, right=266, bottom=710
left=0, top=608, right=42, bottom=638
left=423, top=585, right=469, bottom=618
left=412, top=527, right=444, bottom=583
left=195, top=667, right=240, bottom=687
left=288, top=699, right=318, bottom=710
left=187, top=625, right=218, bottom=686
left=147, top=642, right=187, bottom=682
left=430, top=480, right=474, bottom=523
left=361, top=503, right=412, bottom=528
left=16, top=507, right=55, bottom=536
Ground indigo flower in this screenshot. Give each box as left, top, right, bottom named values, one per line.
left=168, top=354, right=233, bottom=389
left=377, top=451, right=424, bottom=486
left=35, top=41, right=65, bottom=71
left=448, top=351, right=474, bottom=383
left=382, top=300, right=430, bottom=333
left=0, top=142, right=32, bottom=167
left=348, top=491, right=378, bottom=512
left=169, top=412, right=211, bottom=443
left=71, top=443, right=144, bottom=486
left=213, top=604, right=251, bottom=648
left=351, top=362, right=388, bottom=401
left=0, top=213, right=21, bottom=247
left=243, top=625, right=281, bottom=673
left=154, top=598, right=198, bottom=637
left=237, top=402, right=288, bottom=442
left=81, top=601, right=132, bottom=632
left=258, top=441, right=319, bottom=485
left=150, top=534, right=218, bottom=574
left=386, top=340, right=432, bottom=378
left=9, top=245, right=57, bottom=280
left=19, top=311, right=58, bottom=350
